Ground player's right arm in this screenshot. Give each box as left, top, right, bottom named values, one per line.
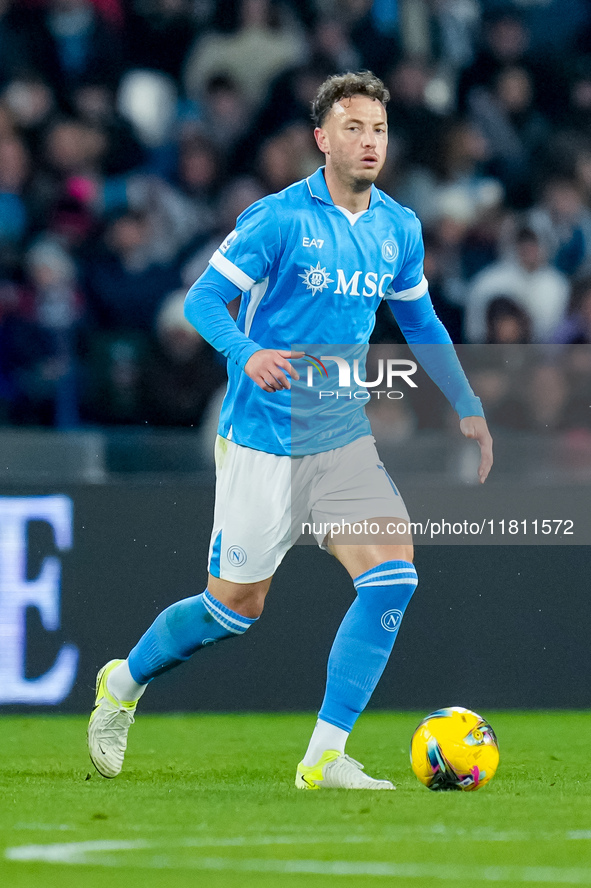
left=243, top=349, right=302, bottom=392
left=184, top=266, right=301, bottom=391
left=184, top=200, right=301, bottom=391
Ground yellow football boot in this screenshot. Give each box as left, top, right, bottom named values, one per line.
left=295, top=750, right=395, bottom=790
left=87, top=659, right=137, bottom=778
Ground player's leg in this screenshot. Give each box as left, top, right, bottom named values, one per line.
left=296, top=540, right=417, bottom=789
left=296, top=439, right=417, bottom=789
left=88, top=575, right=272, bottom=778
left=89, top=436, right=293, bottom=778
left=118, top=574, right=272, bottom=689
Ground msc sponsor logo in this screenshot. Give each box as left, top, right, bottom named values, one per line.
left=335, top=269, right=394, bottom=298
left=299, top=262, right=334, bottom=296
left=300, top=265, right=395, bottom=298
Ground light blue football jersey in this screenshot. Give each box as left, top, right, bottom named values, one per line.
left=208, top=166, right=428, bottom=456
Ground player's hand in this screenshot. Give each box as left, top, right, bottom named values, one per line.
left=244, top=350, right=305, bottom=392
left=460, top=415, right=493, bottom=484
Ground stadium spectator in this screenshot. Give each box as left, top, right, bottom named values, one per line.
left=465, top=224, right=569, bottom=343
left=312, top=15, right=361, bottom=73
left=341, top=0, right=399, bottom=79
left=124, top=0, right=202, bottom=81
left=102, top=171, right=209, bottom=266
left=467, top=65, right=548, bottom=207
left=182, top=174, right=266, bottom=288
left=183, top=0, right=307, bottom=111
left=525, top=362, right=570, bottom=433
left=429, top=0, right=480, bottom=73
left=197, top=75, right=250, bottom=161
left=32, top=117, right=107, bottom=229
left=485, top=295, right=532, bottom=344
left=528, top=176, right=591, bottom=278
left=231, top=60, right=333, bottom=169
left=254, top=123, right=319, bottom=193
left=552, top=276, right=591, bottom=344
left=465, top=359, right=526, bottom=433
left=385, top=57, right=445, bottom=174
left=395, top=119, right=503, bottom=228
left=82, top=208, right=181, bottom=333
left=174, top=134, right=221, bottom=231
left=16, top=0, right=124, bottom=108
left=2, top=77, right=56, bottom=154
left=1, top=237, right=83, bottom=426
left=0, top=134, right=31, bottom=257
left=419, top=227, right=464, bottom=344
left=69, top=81, right=145, bottom=175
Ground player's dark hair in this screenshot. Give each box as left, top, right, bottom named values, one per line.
left=311, top=71, right=390, bottom=127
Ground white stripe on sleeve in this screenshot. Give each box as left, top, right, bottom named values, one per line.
left=210, top=250, right=255, bottom=292
left=390, top=275, right=429, bottom=301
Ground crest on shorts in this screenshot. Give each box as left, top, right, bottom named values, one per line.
left=227, top=545, right=247, bottom=566
left=299, top=262, right=334, bottom=296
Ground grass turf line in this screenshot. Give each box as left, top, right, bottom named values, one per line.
left=0, top=711, right=590, bottom=888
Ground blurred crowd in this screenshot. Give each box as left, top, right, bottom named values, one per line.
left=0, top=0, right=590, bottom=437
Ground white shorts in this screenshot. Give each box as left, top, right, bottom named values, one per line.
left=208, top=435, right=410, bottom=583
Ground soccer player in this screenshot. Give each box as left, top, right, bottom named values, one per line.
left=88, top=71, right=492, bottom=789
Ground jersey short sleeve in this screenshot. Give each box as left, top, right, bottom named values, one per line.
left=209, top=199, right=282, bottom=292
left=389, top=212, right=428, bottom=302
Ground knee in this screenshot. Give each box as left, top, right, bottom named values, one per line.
left=213, top=585, right=267, bottom=619
left=208, top=575, right=270, bottom=619
left=226, top=586, right=266, bottom=619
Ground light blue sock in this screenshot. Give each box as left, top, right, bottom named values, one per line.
left=128, top=590, right=257, bottom=683
left=318, top=561, right=418, bottom=732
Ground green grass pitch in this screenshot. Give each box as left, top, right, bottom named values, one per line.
left=1, top=711, right=590, bottom=888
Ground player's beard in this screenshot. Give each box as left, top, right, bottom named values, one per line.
left=331, top=151, right=381, bottom=195
left=350, top=173, right=375, bottom=193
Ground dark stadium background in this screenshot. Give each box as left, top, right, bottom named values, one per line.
left=0, top=0, right=590, bottom=713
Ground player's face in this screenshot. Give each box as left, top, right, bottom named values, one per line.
left=315, top=95, right=388, bottom=192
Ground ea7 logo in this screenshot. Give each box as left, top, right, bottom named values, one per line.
left=303, top=237, right=324, bottom=248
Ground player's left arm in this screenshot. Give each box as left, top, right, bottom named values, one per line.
left=386, top=291, right=493, bottom=484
